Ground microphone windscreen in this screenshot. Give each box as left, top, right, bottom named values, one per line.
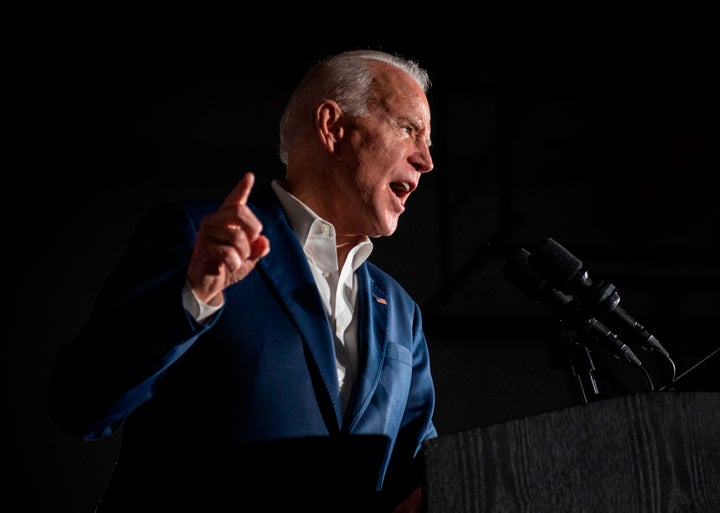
left=530, top=237, right=583, bottom=288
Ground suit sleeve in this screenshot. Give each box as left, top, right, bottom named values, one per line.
left=380, top=299, right=437, bottom=506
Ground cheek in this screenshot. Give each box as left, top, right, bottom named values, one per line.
left=368, top=145, right=402, bottom=177
left=353, top=137, right=401, bottom=193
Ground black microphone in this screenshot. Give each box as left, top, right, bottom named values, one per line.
left=503, top=247, right=574, bottom=310
left=504, top=248, right=644, bottom=367
left=528, top=238, right=670, bottom=358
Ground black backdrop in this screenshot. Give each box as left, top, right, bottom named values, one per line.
left=8, top=32, right=719, bottom=512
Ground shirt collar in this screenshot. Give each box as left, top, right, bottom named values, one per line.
left=270, top=179, right=373, bottom=270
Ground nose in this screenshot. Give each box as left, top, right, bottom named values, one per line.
left=411, top=140, right=434, bottom=174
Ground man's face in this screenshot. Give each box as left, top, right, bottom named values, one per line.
left=335, top=64, right=434, bottom=239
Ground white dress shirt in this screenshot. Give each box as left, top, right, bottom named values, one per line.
left=183, top=179, right=373, bottom=413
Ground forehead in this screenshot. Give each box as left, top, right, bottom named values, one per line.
left=370, top=62, right=431, bottom=125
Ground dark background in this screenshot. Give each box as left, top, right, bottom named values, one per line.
left=8, top=32, right=719, bottom=512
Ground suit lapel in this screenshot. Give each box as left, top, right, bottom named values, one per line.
left=345, top=264, right=388, bottom=430
left=251, top=187, right=344, bottom=429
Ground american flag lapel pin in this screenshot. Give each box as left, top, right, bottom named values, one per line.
left=376, top=297, right=387, bottom=305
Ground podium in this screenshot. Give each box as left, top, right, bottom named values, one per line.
left=422, top=391, right=720, bottom=513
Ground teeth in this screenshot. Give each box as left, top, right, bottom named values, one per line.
left=390, top=182, right=411, bottom=197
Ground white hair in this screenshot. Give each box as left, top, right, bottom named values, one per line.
left=278, top=50, right=431, bottom=166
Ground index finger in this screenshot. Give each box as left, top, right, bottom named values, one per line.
left=224, top=172, right=256, bottom=206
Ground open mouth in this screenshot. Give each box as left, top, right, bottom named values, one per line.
left=389, top=181, right=412, bottom=201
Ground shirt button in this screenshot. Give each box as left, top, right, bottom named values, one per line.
left=323, top=271, right=330, bottom=278
left=321, top=223, right=330, bottom=234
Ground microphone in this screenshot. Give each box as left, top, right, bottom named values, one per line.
left=503, top=248, right=644, bottom=367
left=503, top=247, right=574, bottom=310
left=527, top=238, right=670, bottom=358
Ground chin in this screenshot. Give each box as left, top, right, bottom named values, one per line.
left=368, top=225, right=396, bottom=238
left=368, top=210, right=400, bottom=237
left=380, top=220, right=399, bottom=237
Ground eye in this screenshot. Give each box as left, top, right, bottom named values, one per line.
left=401, top=124, right=431, bottom=148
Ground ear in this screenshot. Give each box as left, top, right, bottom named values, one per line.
left=315, top=99, right=344, bottom=154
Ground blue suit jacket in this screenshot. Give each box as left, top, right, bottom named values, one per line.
left=48, top=183, right=437, bottom=511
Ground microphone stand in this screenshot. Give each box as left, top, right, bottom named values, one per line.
left=565, top=339, right=599, bottom=404
left=559, top=309, right=656, bottom=399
